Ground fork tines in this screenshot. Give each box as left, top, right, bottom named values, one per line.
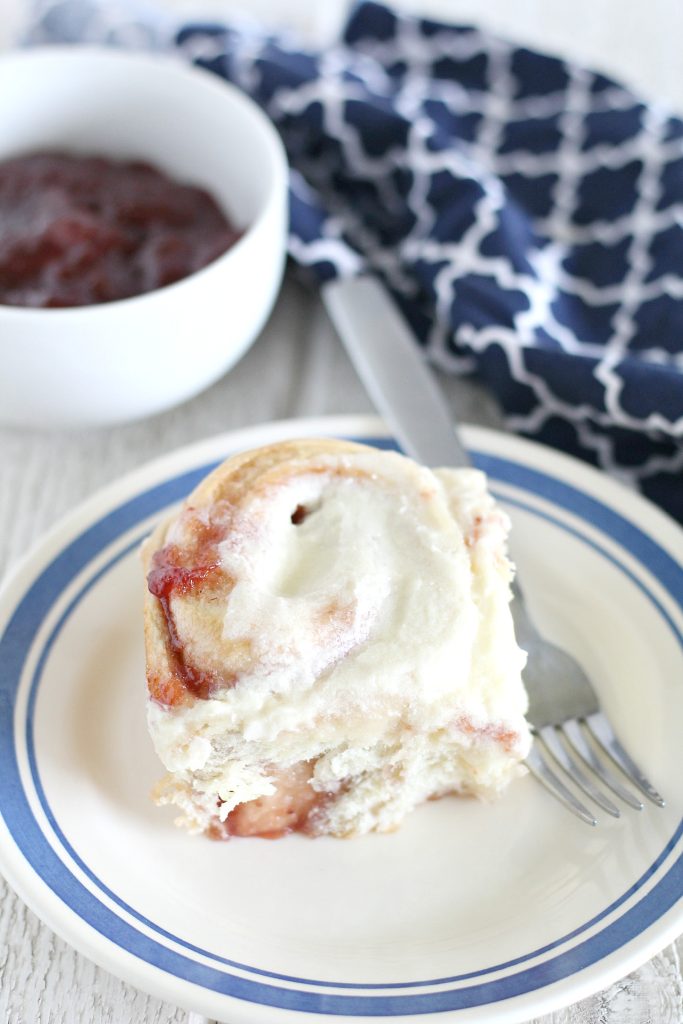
left=526, top=712, right=665, bottom=825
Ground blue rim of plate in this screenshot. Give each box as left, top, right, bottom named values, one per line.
left=0, top=433, right=682, bottom=1017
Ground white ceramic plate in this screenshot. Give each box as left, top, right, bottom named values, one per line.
left=0, top=415, right=681, bottom=1024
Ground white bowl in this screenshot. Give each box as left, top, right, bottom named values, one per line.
left=0, top=47, right=288, bottom=429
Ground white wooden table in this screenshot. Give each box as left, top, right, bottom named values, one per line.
left=0, top=1, right=682, bottom=1021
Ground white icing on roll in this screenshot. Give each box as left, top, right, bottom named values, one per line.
left=217, top=459, right=481, bottom=737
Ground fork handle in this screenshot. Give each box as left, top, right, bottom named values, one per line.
left=323, top=275, right=471, bottom=469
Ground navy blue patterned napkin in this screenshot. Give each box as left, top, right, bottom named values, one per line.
left=28, top=1, right=683, bottom=520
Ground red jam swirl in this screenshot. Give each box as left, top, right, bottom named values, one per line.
left=147, top=560, right=221, bottom=602
left=0, top=152, right=240, bottom=307
left=207, top=763, right=327, bottom=840
left=147, top=545, right=222, bottom=705
left=146, top=507, right=237, bottom=707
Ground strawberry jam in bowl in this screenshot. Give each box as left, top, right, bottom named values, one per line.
left=0, top=48, right=287, bottom=428
left=0, top=152, right=242, bottom=309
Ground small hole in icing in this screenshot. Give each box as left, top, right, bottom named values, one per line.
left=291, top=505, right=308, bottom=525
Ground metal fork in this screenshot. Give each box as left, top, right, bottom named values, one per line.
left=324, top=275, right=665, bottom=825
left=511, top=581, right=664, bottom=824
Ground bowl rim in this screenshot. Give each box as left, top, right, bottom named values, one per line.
left=0, top=45, right=289, bottom=319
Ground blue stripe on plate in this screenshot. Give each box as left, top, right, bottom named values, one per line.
left=0, top=439, right=681, bottom=1015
